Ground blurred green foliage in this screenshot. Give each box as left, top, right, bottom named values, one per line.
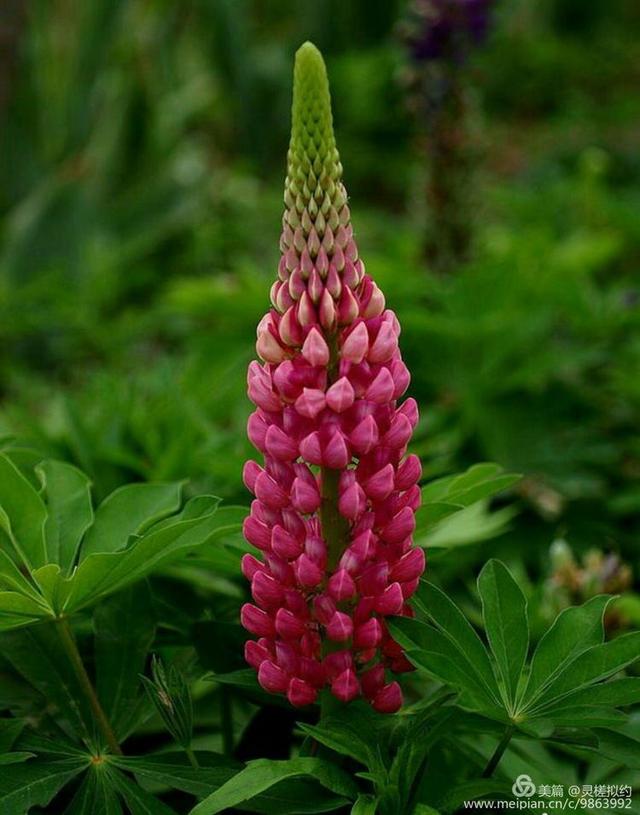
left=1, top=0, right=639, bottom=588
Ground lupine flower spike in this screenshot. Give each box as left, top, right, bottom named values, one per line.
left=241, top=42, right=425, bottom=714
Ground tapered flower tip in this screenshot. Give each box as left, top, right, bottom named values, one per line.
left=288, top=42, right=342, bottom=204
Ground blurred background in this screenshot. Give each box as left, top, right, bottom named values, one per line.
left=1, top=0, right=639, bottom=629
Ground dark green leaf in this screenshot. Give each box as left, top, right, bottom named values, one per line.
left=81, top=481, right=184, bottom=559
left=351, top=795, right=378, bottom=814
left=0, top=454, right=48, bottom=569
left=63, top=495, right=221, bottom=613
left=0, top=623, right=97, bottom=745
left=523, top=595, right=611, bottom=708
left=532, top=677, right=640, bottom=714
left=37, top=460, right=93, bottom=572
left=592, top=729, right=640, bottom=769
left=413, top=582, right=500, bottom=706
left=388, top=617, right=503, bottom=717
left=0, top=756, right=86, bottom=812
left=63, top=765, right=122, bottom=815
left=477, top=560, right=528, bottom=707
left=0, top=591, right=52, bottom=631
left=536, top=631, right=640, bottom=706
left=0, top=718, right=25, bottom=752
left=109, top=768, right=178, bottom=814
left=0, top=752, right=34, bottom=765
left=437, top=779, right=513, bottom=813
left=94, top=584, right=156, bottom=740
left=188, top=758, right=358, bottom=815
left=111, top=752, right=239, bottom=798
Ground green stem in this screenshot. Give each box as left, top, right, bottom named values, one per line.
left=320, top=467, right=351, bottom=571
left=55, top=616, right=122, bottom=756
left=219, top=686, right=233, bottom=757
left=481, top=724, right=514, bottom=778
left=185, top=747, right=199, bottom=769
left=320, top=331, right=351, bottom=571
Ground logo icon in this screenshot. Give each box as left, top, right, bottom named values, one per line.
left=512, top=775, right=536, bottom=798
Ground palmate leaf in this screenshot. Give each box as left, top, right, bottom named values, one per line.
left=477, top=560, right=529, bottom=710
left=388, top=616, right=505, bottom=718
left=36, top=460, right=93, bottom=574
left=110, top=752, right=239, bottom=799
left=94, top=584, right=156, bottom=741
left=522, top=595, right=611, bottom=707
left=0, top=623, right=99, bottom=746
left=63, top=765, right=123, bottom=815
left=0, top=455, right=48, bottom=569
left=0, top=453, right=229, bottom=628
left=80, top=481, right=184, bottom=559
left=415, top=463, right=520, bottom=550
left=0, top=755, right=87, bottom=812
left=188, top=758, right=358, bottom=815
left=396, top=561, right=640, bottom=738
left=108, top=768, right=178, bottom=815
left=413, top=582, right=501, bottom=707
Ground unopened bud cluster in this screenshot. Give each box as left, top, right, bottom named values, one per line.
left=241, top=43, right=425, bottom=714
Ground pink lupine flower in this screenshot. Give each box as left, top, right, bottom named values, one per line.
left=240, top=42, right=425, bottom=714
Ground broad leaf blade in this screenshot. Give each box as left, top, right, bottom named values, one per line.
left=522, top=595, right=611, bottom=708
left=81, top=481, right=184, bottom=559
left=477, top=560, right=528, bottom=707
left=0, top=591, right=52, bottom=631
left=387, top=617, right=504, bottom=717
left=413, top=582, right=500, bottom=706
left=188, top=758, right=358, bottom=815
left=0, top=756, right=86, bottom=812
left=37, top=460, right=94, bottom=572
left=63, top=496, right=221, bottom=613
left=94, top=584, right=155, bottom=740
left=0, top=454, right=48, bottom=569
left=535, top=631, right=640, bottom=706
left=108, top=768, right=178, bottom=814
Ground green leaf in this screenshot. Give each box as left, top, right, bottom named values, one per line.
left=0, top=718, right=25, bottom=752
left=0, top=591, right=52, bottom=631
left=37, top=460, right=93, bottom=573
left=111, top=752, right=239, bottom=798
left=0, top=454, right=48, bottom=569
left=412, top=582, right=501, bottom=706
left=81, top=481, right=184, bottom=559
left=63, top=765, right=122, bottom=815
left=0, top=756, right=86, bottom=812
left=533, top=677, right=640, bottom=713
left=62, top=495, right=221, bottom=613
left=539, top=707, right=627, bottom=727
left=387, top=618, right=503, bottom=717
left=351, top=795, right=378, bottom=814
left=298, top=706, right=386, bottom=778
left=188, top=758, right=358, bottom=815
left=534, top=631, right=640, bottom=706
left=0, top=623, right=97, bottom=744
left=94, top=585, right=156, bottom=740
left=477, top=560, right=528, bottom=707
left=437, top=779, right=513, bottom=813
left=417, top=503, right=517, bottom=550
left=422, top=464, right=520, bottom=506
left=108, top=768, right=178, bottom=814
left=522, top=595, right=611, bottom=708
left=593, top=729, right=640, bottom=769
left=0, top=751, right=35, bottom=765
left=0, top=550, right=50, bottom=605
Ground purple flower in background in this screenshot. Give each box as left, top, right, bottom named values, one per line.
left=404, top=0, right=494, bottom=63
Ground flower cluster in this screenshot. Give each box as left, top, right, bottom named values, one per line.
left=240, top=43, right=425, bottom=714
left=403, top=0, right=494, bottom=64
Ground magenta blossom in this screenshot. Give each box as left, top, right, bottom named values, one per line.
left=240, top=42, right=425, bottom=714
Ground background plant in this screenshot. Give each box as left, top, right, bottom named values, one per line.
left=0, top=0, right=639, bottom=812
